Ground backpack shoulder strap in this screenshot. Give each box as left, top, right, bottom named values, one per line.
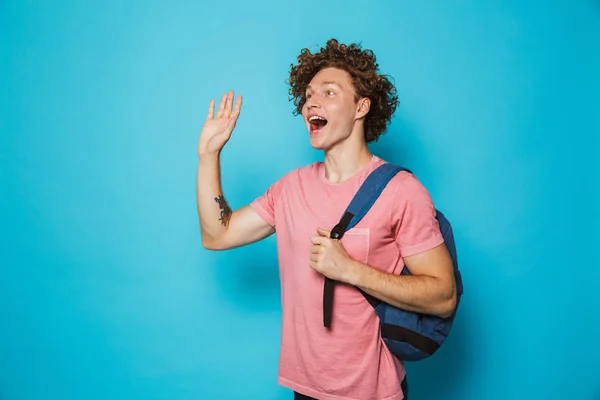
left=323, top=162, right=411, bottom=328
left=330, top=163, right=412, bottom=238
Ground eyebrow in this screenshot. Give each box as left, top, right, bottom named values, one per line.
left=306, top=80, right=343, bottom=90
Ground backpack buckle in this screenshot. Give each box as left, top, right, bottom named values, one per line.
left=330, top=224, right=345, bottom=240
left=330, top=212, right=354, bottom=240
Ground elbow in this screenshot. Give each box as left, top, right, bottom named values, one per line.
left=202, top=238, right=216, bottom=250
left=201, top=234, right=223, bottom=251
left=436, top=288, right=458, bottom=319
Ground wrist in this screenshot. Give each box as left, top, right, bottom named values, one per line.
left=345, top=260, right=367, bottom=287
left=198, top=151, right=221, bottom=163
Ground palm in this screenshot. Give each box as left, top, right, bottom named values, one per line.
left=198, top=91, right=242, bottom=155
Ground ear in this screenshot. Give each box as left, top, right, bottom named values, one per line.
left=355, top=97, right=371, bottom=120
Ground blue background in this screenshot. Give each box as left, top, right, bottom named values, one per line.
left=1, top=1, right=599, bottom=399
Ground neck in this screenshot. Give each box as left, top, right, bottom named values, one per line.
left=323, top=127, right=373, bottom=184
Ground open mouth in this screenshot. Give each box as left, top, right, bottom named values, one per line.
left=308, top=115, right=328, bottom=135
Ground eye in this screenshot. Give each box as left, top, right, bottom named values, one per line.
left=326, top=90, right=335, bottom=96
left=306, top=93, right=312, bottom=99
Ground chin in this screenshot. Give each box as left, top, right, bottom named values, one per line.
left=308, top=125, right=333, bottom=150
left=309, top=136, right=329, bottom=151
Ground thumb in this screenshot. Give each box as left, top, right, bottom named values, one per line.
left=317, top=228, right=331, bottom=238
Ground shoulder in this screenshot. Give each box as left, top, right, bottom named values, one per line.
left=386, top=168, right=437, bottom=224
left=372, top=159, right=434, bottom=206
left=295, top=160, right=322, bottom=176
left=391, top=171, right=431, bottom=198
left=279, top=160, right=322, bottom=185
left=369, top=158, right=423, bottom=195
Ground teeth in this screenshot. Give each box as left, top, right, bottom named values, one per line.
left=309, top=116, right=326, bottom=122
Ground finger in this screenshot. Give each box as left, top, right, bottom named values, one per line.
left=224, top=91, right=234, bottom=118
left=216, top=93, right=227, bottom=119
left=231, top=95, right=242, bottom=120
left=310, top=246, right=320, bottom=254
left=317, top=228, right=331, bottom=238
left=206, top=99, right=215, bottom=120
left=310, top=236, right=323, bottom=245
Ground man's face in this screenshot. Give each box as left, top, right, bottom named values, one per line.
left=301, top=67, right=365, bottom=150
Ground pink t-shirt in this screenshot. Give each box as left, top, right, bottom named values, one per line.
left=250, top=155, right=444, bottom=400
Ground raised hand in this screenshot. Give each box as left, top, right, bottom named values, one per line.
left=198, top=90, right=242, bottom=156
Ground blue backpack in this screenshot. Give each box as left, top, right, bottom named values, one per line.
left=322, top=163, right=463, bottom=361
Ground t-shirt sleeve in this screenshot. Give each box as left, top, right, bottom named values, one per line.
left=391, top=173, right=444, bottom=257
left=249, top=174, right=286, bottom=229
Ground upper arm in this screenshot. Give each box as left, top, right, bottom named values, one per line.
left=205, top=204, right=275, bottom=250
left=402, top=244, right=457, bottom=317
left=392, top=173, right=457, bottom=307
left=205, top=171, right=286, bottom=250
left=403, top=243, right=455, bottom=289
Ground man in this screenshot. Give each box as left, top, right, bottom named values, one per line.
left=197, top=39, right=457, bottom=400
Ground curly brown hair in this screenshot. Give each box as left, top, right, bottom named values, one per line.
left=288, top=38, right=399, bottom=143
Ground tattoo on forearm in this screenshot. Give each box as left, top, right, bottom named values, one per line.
left=214, top=195, right=232, bottom=227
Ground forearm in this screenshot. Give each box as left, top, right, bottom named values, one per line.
left=197, top=152, right=231, bottom=247
left=347, top=260, right=456, bottom=318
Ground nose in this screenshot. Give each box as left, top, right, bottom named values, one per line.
left=305, top=95, right=320, bottom=109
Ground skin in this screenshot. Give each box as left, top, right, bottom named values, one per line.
left=302, top=67, right=373, bottom=183
left=197, top=67, right=457, bottom=318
